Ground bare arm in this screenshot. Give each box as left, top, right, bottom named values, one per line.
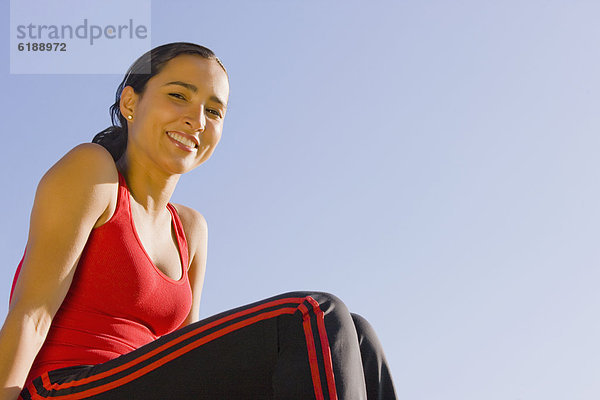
left=0, top=143, right=117, bottom=400
left=173, top=205, right=208, bottom=327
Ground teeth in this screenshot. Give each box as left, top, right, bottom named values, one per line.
left=167, top=132, right=196, bottom=148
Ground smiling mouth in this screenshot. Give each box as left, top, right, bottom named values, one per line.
left=166, top=131, right=198, bottom=149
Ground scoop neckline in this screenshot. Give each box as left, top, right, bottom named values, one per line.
left=118, top=171, right=187, bottom=284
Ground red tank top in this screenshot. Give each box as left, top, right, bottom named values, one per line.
left=9, top=172, right=192, bottom=388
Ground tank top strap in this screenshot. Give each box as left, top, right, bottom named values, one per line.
left=166, top=203, right=190, bottom=272
left=114, top=170, right=132, bottom=221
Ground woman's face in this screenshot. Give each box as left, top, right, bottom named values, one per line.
left=120, top=54, right=229, bottom=175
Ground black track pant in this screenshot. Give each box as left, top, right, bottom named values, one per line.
left=20, top=291, right=397, bottom=400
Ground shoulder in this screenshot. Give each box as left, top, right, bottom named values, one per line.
left=170, top=204, right=208, bottom=255
left=35, top=143, right=119, bottom=219
left=47, top=142, right=117, bottom=178
left=171, top=204, right=208, bottom=237
left=42, top=143, right=118, bottom=186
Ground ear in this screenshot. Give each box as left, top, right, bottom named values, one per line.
left=119, top=85, right=138, bottom=121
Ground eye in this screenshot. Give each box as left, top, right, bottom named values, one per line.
left=169, top=93, right=186, bottom=100
left=207, top=109, right=222, bottom=118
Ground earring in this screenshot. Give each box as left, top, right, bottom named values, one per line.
left=127, top=115, right=133, bottom=120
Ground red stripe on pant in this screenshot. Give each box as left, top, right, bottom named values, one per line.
left=306, top=296, right=337, bottom=399
left=26, top=296, right=338, bottom=400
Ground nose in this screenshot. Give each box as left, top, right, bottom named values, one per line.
left=184, top=105, right=206, bottom=133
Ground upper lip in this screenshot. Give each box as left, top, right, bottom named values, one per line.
left=166, top=130, right=200, bottom=147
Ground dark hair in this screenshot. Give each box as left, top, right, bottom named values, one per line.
left=92, top=42, right=228, bottom=161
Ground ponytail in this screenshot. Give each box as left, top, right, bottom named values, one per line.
left=92, top=125, right=128, bottom=162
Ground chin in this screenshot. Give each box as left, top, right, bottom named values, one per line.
left=170, top=159, right=208, bottom=176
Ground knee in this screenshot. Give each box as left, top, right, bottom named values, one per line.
left=278, top=290, right=348, bottom=309
left=276, top=289, right=346, bottom=313
left=290, top=291, right=354, bottom=327
left=351, top=313, right=375, bottom=338
left=351, top=313, right=384, bottom=352
left=307, top=291, right=348, bottom=310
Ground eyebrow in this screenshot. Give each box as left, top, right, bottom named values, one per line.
left=162, top=81, right=227, bottom=108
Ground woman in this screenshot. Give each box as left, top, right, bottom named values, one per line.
left=0, top=42, right=397, bottom=400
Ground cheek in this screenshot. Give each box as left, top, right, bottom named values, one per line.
left=145, top=99, right=179, bottom=120
left=204, top=125, right=223, bottom=144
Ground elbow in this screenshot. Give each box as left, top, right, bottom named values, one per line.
left=7, top=305, right=54, bottom=345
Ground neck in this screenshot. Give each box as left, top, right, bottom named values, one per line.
left=116, top=154, right=181, bottom=216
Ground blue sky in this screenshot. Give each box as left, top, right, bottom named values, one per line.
left=2, top=1, right=600, bottom=398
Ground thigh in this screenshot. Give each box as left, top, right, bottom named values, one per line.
left=21, top=292, right=319, bottom=400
